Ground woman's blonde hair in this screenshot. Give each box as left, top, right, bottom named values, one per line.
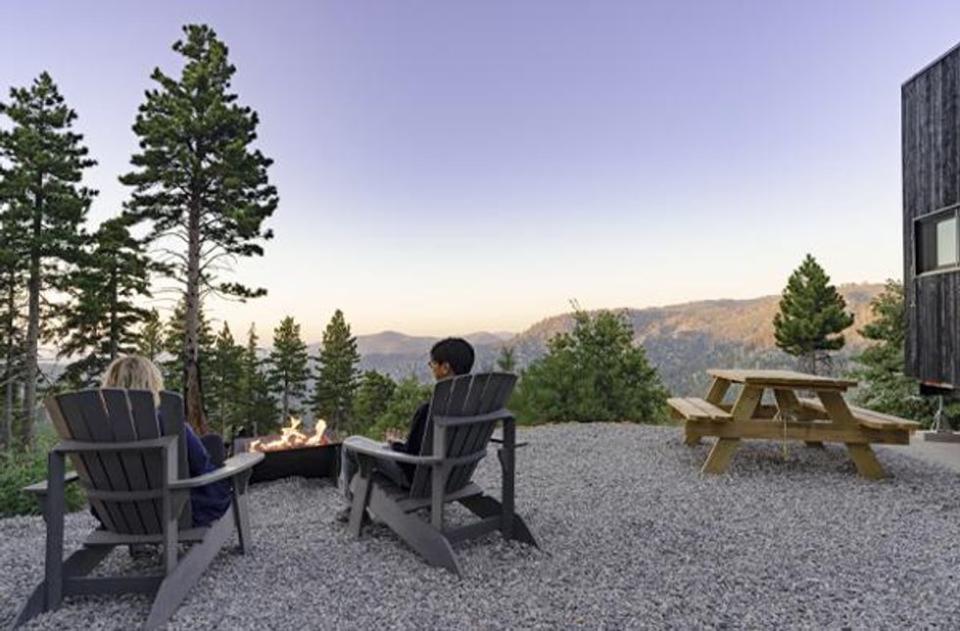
left=101, top=355, right=165, bottom=405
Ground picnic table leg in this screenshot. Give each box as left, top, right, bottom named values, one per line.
left=687, top=377, right=731, bottom=446
left=705, top=377, right=731, bottom=405
left=846, top=444, right=886, bottom=479
left=701, top=384, right=761, bottom=475
left=702, top=438, right=740, bottom=474
left=773, top=389, right=824, bottom=449
left=816, top=390, right=887, bottom=479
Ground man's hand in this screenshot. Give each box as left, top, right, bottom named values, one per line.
left=384, top=428, right=406, bottom=443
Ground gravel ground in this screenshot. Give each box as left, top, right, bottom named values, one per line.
left=2, top=423, right=960, bottom=630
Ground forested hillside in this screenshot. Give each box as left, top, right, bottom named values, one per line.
left=354, top=283, right=884, bottom=395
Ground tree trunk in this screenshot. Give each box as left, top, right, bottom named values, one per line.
left=281, top=382, right=290, bottom=424
left=800, top=352, right=817, bottom=376
left=21, top=199, right=42, bottom=448
left=184, top=201, right=208, bottom=434
left=108, top=266, right=119, bottom=360
left=2, top=377, right=12, bottom=450
left=1, top=276, right=15, bottom=449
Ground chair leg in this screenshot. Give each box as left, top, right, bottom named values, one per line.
left=13, top=546, right=111, bottom=628
left=144, top=511, right=234, bottom=631
left=368, top=485, right=461, bottom=576
left=43, top=452, right=66, bottom=613
left=232, top=471, right=252, bottom=553
left=459, top=495, right=538, bottom=547
left=348, top=470, right=372, bottom=538
left=430, top=464, right=449, bottom=530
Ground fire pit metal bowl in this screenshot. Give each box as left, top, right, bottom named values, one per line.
left=233, top=437, right=341, bottom=484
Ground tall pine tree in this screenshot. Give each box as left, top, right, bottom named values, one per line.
left=163, top=299, right=214, bottom=395
left=267, top=316, right=309, bottom=422
left=57, top=216, right=153, bottom=388
left=312, top=309, right=360, bottom=434
left=0, top=196, right=26, bottom=449
left=238, top=324, right=277, bottom=436
left=207, top=322, right=244, bottom=438
left=773, top=254, right=854, bottom=375
left=121, top=24, right=278, bottom=432
left=0, top=72, right=96, bottom=446
left=352, top=370, right=396, bottom=436
left=136, top=309, right=165, bottom=361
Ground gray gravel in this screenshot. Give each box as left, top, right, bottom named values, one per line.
left=2, top=423, right=960, bottom=629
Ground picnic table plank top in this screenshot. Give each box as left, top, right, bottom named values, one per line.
left=707, top=369, right=858, bottom=390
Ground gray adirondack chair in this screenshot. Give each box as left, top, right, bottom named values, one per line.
left=343, top=372, right=537, bottom=576
left=12, top=389, right=263, bottom=631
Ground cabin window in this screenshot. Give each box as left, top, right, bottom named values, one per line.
left=917, top=207, right=960, bottom=273
left=937, top=216, right=958, bottom=267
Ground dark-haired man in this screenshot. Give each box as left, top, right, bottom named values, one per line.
left=337, top=337, right=475, bottom=522
left=390, top=337, right=475, bottom=457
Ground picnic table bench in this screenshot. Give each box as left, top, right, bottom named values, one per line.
left=668, top=369, right=921, bottom=479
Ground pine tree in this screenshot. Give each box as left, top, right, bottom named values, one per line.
left=849, top=280, right=957, bottom=425
left=120, top=24, right=278, bottom=432
left=364, top=376, right=432, bottom=441
left=0, top=194, right=26, bottom=448
left=773, top=254, right=854, bottom=374
left=312, top=309, right=361, bottom=434
left=57, top=217, right=153, bottom=388
left=0, top=73, right=96, bottom=446
left=352, top=371, right=396, bottom=436
left=163, top=299, right=214, bottom=396
left=238, top=324, right=277, bottom=437
left=513, top=309, right=668, bottom=424
left=496, top=345, right=517, bottom=372
left=267, top=316, right=309, bottom=422
left=0, top=198, right=26, bottom=448
left=136, top=309, right=165, bottom=361
left=207, top=322, right=244, bottom=438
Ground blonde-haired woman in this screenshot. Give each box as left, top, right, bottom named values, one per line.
left=101, top=355, right=231, bottom=527
left=101, top=355, right=165, bottom=403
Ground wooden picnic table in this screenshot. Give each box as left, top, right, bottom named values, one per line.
left=667, top=369, right=920, bottom=479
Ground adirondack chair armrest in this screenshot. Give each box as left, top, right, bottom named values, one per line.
left=433, top=408, right=515, bottom=428
left=22, top=471, right=80, bottom=496
left=343, top=436, right=442, bottom=465
left=168, top=452, right=264, bottom=490
left=53, top=436, right=178, bottom=453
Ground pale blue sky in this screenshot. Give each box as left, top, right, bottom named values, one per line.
left=1, top=1, right=958, bottom=341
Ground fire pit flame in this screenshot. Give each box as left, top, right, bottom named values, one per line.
left=248, top=417, right=329, bottom=452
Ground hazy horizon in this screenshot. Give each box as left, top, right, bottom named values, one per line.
left=3, top=1, right=958, bottom=343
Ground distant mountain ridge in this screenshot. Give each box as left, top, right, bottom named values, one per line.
left=350, top=331, right=513, bottom=356
left=341, top=283, right=885, bottom=395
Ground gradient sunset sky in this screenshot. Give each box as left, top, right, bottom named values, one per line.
left=2, top=1, right=959, bottom=342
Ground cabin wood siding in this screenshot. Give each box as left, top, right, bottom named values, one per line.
left=902, top=45, right=960, bottom=387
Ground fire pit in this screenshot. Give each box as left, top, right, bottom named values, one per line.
left=233, top=418, right=341, bottom=484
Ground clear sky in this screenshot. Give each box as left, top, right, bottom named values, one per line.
left=1, top=1, right=959, bottom=342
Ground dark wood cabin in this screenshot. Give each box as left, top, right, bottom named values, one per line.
left=903, top=43, right=960, bottom=391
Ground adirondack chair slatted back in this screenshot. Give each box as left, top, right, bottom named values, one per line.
left=45, top=389, right=190, bottom=535
left=408, top=373, right=517, bottom=499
